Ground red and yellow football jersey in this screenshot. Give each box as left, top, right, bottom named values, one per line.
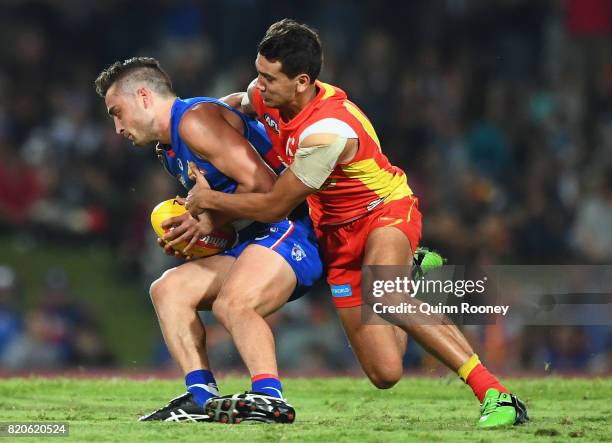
left=252, top=81, right=413, bottom=226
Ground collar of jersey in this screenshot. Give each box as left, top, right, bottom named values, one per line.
left=280, top=81, right=345, bottom=132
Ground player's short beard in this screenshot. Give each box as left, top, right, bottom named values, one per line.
left=135, top=116, right=158, bottom=146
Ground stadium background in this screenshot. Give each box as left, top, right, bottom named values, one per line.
left=0, top=0, right=611, bottom=376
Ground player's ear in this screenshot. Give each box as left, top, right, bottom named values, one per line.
left=295, top=74, right=311, bottom=93
left=137, top=87, right=153, bottom=109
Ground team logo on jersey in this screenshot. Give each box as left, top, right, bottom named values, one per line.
left=330, top=284, right=352, bottom=298
left=177, top=158, right=184, bottom=171
left=263, top=114, right=279, bottom=133
left=270, top=226, right=279, bottom=233
left=291, top=243, right=306, bottom=262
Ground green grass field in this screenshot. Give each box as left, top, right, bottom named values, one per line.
left=1, top=376, right=610, bottom=442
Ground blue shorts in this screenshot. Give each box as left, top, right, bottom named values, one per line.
left=220, top=217, right=323, bottom=301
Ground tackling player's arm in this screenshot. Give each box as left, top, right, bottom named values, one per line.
left=180, top=103, right=275, bottom=194
left=164, top=104, right=276, bottom=251
left=185, top=133, right=347, bottom=222
left=218, top=79, right=258, bottom=116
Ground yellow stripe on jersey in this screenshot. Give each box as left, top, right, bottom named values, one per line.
left=342, top=101, right=381, bottom=149
left=320, top=82, right=336, bottom=100
left=340, top=159, right=412, bottom=202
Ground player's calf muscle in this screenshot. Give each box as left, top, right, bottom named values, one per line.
left=338, top=308, right=405, bottom=389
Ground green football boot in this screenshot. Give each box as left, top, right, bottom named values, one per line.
left=412, top=247, right=446, bottom=279
left=478, top=388, right=529, bottom=428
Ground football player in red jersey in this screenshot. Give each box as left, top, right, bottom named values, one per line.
left=186, top=19, right=528, bottom=428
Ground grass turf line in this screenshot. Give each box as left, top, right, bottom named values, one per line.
left=0, top=377, right=610, bottom=442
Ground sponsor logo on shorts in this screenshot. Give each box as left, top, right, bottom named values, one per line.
left=331, top=284, right=352, bottom=298
left=291, top=243, right=306, bottom=262
left=177, top=158, right=184, bottom=171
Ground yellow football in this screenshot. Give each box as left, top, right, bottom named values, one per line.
left=150, top=199, right=237, bottom=258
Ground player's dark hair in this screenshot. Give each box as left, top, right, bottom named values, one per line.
left=94, top=57, right=174, bottom=97
left=258, top=19, right=322, bottom=82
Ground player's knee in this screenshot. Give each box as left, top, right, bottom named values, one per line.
left=366, top=365, right=402, bottom=389
left=212, top=292, right=250, bottom=326
left=149, top=277, right=164, bottom=306
left=212, top=296, right=232, bottom=326
left=149, top=269, right=180, bottom=307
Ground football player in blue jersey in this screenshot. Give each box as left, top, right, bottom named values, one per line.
left=95, top=57, right=322, bottom=423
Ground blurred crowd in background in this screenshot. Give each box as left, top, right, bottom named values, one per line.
left=0, top=0, right=611, bottom=374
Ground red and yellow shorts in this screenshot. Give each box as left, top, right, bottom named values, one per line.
left=315, top=196, right=422, bottom=308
